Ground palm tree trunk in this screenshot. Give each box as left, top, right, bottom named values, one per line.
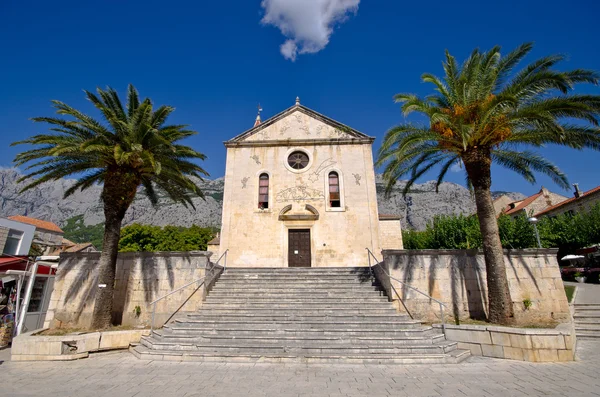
left=91, top=169, right=139, bottom=330
left=464, top=150, right=514, bottom=325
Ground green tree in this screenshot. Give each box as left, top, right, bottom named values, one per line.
left=119, top=224, right=214, bottom=252
left=12, top=85, right=208, bottom=329
left=62, top=215, right=105, bottom=250
left=377, top=44, right=600, bottom=324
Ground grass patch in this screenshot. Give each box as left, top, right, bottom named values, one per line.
left=39, top=324, right=147, bottom=336
left=565, top=285, right=576, bottom=303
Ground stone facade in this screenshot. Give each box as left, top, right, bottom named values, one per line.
left=503, top=187, right=568, bottom=218
left=376, top=249, right=570, bottom=324
left=45, top=251, right=218, bottom=329
left=218, top=101, right=402, bottom=267
left=536, top=185, right=600, bottom=218
left=378, top=217, right=403, bottom=250
left=433, top=323, right=575, bottom=362
left=0, top=226, right=8, bottom=254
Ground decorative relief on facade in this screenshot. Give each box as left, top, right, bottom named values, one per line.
left=250, top=154, right=261, bottom=165
left=276, top=184, right=325, bottom=202
left=353, top=173, right=362, bottom=185
left=316, top=125, right=325, bottom=136
left=241, top=177, right=249, bottom=188
left=256, top=128, right=270, bottom=140
left=308, top=158, right=337, bottom=183
left=329, top=128, right=350, bottom=138
left=299, top=123, right=310, bottom=135
left=279, top=120, right=290, bottom=135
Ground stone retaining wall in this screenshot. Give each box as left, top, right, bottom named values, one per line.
left=45, top=251, right=220, bottom=329
left=433, top=324, right=575, bottom=362
left=377, top=249, right=570, bottom=324
left=12, top=328, right=150, bottom=361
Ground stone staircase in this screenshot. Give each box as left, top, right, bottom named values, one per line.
left=131, top=267, right=470, bottom=364
left=574, top=303, right=600, bottom=339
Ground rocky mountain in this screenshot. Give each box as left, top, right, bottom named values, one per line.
left=0, top=168, right=525, bottom=231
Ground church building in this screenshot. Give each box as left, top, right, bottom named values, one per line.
left=214, top=98, right=403, bottom=267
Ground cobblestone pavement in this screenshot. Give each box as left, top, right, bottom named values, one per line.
left=1, top=340, right=599, bottom=397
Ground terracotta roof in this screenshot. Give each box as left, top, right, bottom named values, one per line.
left=379, top=214, right=401, bottom=221
left=536, top=185, right=600, bottom=217
left=8, top=215, right=64, bottom=233
left=61, top=237, right=76, bottom=246
left=503, top=192, right=543, bottom=215
left=49, top=242, right=95, bottom=256
left=207, top=237, right=220, bottom=245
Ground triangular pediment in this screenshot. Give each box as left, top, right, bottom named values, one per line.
left=226, top=104, right=373, bottom=144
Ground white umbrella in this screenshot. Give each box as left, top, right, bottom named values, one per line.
left=561, top=254, right=585, bottom=261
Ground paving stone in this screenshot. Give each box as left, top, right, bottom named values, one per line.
left=3, top=340, right=600, bottom=396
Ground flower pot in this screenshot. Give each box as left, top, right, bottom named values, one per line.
left=575, top=276, right=587, bottom=283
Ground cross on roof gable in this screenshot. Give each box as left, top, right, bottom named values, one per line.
left=225, top=103, right=374, bottom=145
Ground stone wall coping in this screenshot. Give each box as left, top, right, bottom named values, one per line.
left=60, top=250, right=213, bottom=259
left=383, top=248, right=558, bottom=256
left=433, top=323, right=569, bottom=335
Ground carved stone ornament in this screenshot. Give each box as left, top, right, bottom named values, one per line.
left=276, top=184, right=325, bottom=202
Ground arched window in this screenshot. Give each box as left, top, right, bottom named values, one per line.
left=258, top=173, right=269, bottom=209
left=328, top=171, right=341, bottom=208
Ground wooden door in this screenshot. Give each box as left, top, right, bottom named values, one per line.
left=288, top=229, right=311, bottom=267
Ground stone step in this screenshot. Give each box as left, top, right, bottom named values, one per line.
left=575, top=325, right=600, bottom=331
left=153, top=334, right=447, bottom=346
left=200, top=303, right=394, bottom=309
left=207, top=291, right=388, bottom=298
left=195, top=309, right=398, bottom=315
left=204, top=297, right=390, bottom=303
left=140, top=337, right=458, bottom=354
left=574, top=313, right=600, bottom=319
left=173, top=319, right=421, bottom=329
left=131, top=345, right=470, bottom=364
left=209, top=285, right=383, bottom=291
left=183, top=314, right=414, bottom=322
left=218, top=274, right=372, bottom=279
left=164, top=327, right=435, bottom=337
left=223, top=268, right=371, bottom=271
left=575, top=331, right=600, bottom=339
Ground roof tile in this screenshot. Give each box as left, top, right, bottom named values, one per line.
left=8, top=215, right=64, bottom=233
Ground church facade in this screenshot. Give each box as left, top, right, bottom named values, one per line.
left=215, top=98, right=403, bottom=268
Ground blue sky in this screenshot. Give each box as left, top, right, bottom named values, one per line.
left=1, top=0, right=599, bottom=196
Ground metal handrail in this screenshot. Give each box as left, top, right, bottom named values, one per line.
left=150, top=277, right=206, bottom=331
left=215, top=249, right=229, bottom=271
left=149, top=249, right=229, bottom=331
left=366, top=248, right=446, bottom=335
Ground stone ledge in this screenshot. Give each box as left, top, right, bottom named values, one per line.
left=60, top=250, right=213, bottom=259
left=383, top=248, right=559, bottom=256
left=435, top=324, right=575, bottom=362
left=11, top=328, right=150, bottom=361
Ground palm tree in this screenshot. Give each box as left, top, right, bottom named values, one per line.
left=13, top=85, right=208, bottom=329
left=377, top=43, right=600, bottom=324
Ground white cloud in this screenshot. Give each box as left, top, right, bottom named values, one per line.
left=451, top=161, right=463, bottom=173
left=261, top=0, right=360, bottom=61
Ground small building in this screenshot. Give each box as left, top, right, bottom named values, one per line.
left=536, top=184, right=600, bottom=218
left=501, top=187, right=568, bottom=218
left=49, top=238, right=98, bottom=256
left=0, top=218, right=36, bottom=256
left=216, top=98, right=403, bottom=267
left=7, top=216, right=64, bottom=255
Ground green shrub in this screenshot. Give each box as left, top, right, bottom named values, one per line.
left=119, top=224, right=215, bottom=252
left=402, top=203, right=600, bottom=250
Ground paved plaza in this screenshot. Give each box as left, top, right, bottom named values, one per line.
left=0, top=340, right=599, bottom=397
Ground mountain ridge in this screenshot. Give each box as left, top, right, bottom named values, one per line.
left=0, top=168, right=525, bottom=231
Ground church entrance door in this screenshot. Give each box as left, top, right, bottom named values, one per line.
left=288, top=229, right=311, bottom=267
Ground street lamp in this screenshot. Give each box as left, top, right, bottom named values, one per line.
left=528, top=216, right=542, bottom=249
